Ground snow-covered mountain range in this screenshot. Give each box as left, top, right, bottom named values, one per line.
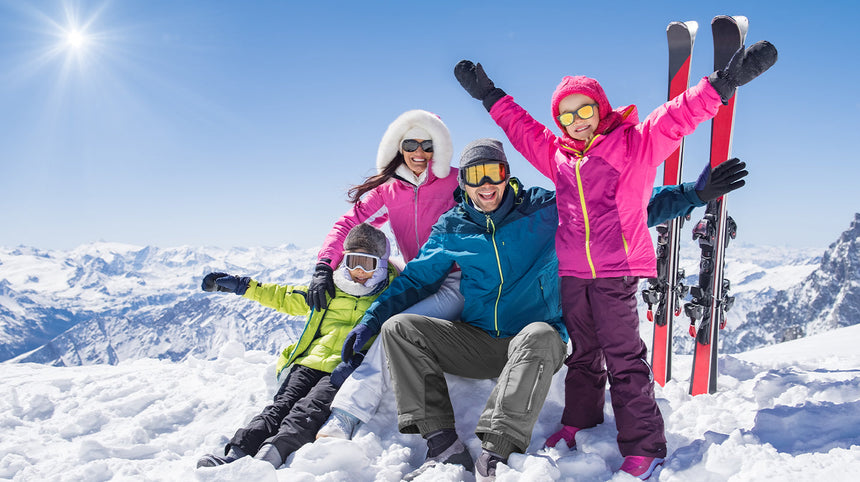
left=0, top=243, right=318, bottom=365
left=4, top=213, right=860, bottom=366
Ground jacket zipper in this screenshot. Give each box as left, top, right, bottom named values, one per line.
left=413, top=185, right=421, bottom=250
left=526, top=362, right=545, bottom=412
left=574, top=157, right=597, bottom=278
left=487, top=215, right=503, bottom=336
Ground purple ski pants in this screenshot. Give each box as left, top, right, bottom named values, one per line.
left=560, top=276, right=667, bottom=458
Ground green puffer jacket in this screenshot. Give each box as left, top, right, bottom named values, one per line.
left=241, top=265, right=398, bottom=380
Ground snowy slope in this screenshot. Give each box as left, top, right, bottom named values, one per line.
left=1, top=326, right=858, bottom=481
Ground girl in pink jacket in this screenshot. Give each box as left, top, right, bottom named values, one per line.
left=308, top=109, right=465, bottom=440
left=455, top=39, right=776, bottom=479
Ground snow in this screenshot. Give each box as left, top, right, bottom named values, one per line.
left=2, top=326, right=859, bottom=481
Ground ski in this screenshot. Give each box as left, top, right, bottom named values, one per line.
left=643, top=20, right=697, bottom=387
left=685, top=15, right=748, bottom=396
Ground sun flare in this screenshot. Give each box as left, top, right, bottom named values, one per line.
left=65, top=29, right=87, bottom=50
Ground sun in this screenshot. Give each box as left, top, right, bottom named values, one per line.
left=65, top=28, right=88, bottom=51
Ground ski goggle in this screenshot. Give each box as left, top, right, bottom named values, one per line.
left=557, top=103, right=599, bottom=126
left=401, top=139, right=433, bottom=152
left=460, top=161, right=508, bottom=187
left=344, top=253, right=380, bottom=272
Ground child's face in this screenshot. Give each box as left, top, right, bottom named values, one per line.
left=347, top=267, right=372, bottom=285
left=344, top=251, right=377, bottom=285
left=559, top=94, right=600, bottom=141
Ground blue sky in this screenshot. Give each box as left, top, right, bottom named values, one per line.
left=1, top=0, right=857, bottom=252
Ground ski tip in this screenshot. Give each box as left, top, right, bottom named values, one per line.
left=711, top=15, right=749, bottom=45
left=667, top=20, right=699, bottom=39
left=711, top=15, right=749, bottom=29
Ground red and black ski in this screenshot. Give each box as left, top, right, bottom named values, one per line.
left=643, top=20, right=697, bottom=387
left=685, top=15, right=748, bottom=396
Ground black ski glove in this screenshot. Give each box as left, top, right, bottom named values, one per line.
left=307, top=262, right=335, bottom=310
left=455, top=60, right=507, bottom=111
left=694, top=158, right=748, bottom=202
left=709, top=40, right=778, bottom=104
left=201, top=272, right=251, bottom=295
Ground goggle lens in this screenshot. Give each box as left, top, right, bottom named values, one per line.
left=557, top=103, right=597, bottom=126
left=345, top=253, right=379, bottom=272
left=461, top=161, right=508, bottom=187
left=401, top=139, right=434, bottom=152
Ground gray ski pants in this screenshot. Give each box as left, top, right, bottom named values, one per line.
left=381, top=314, right=566, bottom=457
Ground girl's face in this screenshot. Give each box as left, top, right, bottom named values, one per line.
left=346, top=266, right=372, bottom=285
left=401, top=138, right=433, bottom=176
left=559, top=94, right=600, bottom=141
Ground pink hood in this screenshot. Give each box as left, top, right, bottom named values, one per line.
left=551, top=75, right=630, bottom=151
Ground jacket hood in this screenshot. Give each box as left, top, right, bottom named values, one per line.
left=377, top=109, right=453, bottom=179
left=551, top=75, right=631, bottom=150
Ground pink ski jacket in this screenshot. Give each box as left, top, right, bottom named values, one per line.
left=490, top=77, right=722, bottom=278
left=317, top=167, right=460, bottom=269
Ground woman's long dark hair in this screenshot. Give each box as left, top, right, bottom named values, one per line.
left=347, top=152, right=405, bottom=203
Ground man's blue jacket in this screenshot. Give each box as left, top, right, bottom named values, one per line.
left=358, top=178, right=703, bottom=341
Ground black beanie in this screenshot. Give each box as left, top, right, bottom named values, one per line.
left=458, top=138, right=510, bottom=189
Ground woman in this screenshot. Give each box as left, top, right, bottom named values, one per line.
left=308, top=109, right=466, bottom=439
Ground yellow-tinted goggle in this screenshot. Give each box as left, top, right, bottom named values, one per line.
left=557, top=103, right=599, bottom=126
left=460, top=161, right=508, bottom=187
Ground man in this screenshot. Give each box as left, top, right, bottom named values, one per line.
left=340, top=138, right=746, bottom=480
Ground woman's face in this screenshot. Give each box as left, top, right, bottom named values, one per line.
left=559, top=94, right=600, bottom=142
left=401, top=138, right=433, bottom=176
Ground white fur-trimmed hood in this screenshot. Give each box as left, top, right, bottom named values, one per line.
left=376, top=109, right=453, bottom=179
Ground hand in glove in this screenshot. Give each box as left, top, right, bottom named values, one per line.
left=454, top=60, right=507, bottom=111
left=545, top=425, right=580, bottom=449
left=341, top=324, right=374, bottom=365
left=202, top=272, right=231, bottom=293
left=695, top=158, right=748, bottom=202
left=329, top=352, right=365, bottom=388
left=709, top=40, right=778, bottom=104
left=201, top=272, right=251, bottom=295
left=307, top=262, right=335, bottom=310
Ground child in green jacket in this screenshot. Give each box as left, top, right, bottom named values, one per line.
left=196, top=223, right=395, bottom=469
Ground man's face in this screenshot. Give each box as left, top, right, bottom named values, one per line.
left=464, top=180, right=506, bottom=212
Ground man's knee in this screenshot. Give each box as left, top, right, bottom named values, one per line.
left=380, top=313, right=423, bottom=341
left=511, top=322, right=566, bottom=365
left=519, top=322, right=562, bottom=345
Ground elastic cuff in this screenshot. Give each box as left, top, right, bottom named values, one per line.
left=401, top=416, right=454, bottom=437
left=482, top=88, right=507, bottom=111
left=479, top=432, right=520, bottom=459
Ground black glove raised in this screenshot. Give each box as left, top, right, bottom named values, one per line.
left=709, top=40, right=778, bottom=104
left=215, top=274, right=251, bottom=295
left=201, top=272, right=250, bottom=295
left=202, top=272, right=230, bottom=292
left=454, top=60, right=507, bottom=111
left=694, top=158, right=748, bottom=202
left=307, top=262, right=335, bottom=310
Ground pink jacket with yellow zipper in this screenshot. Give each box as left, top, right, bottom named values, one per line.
left=489, top=77, right=722, bottom=279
